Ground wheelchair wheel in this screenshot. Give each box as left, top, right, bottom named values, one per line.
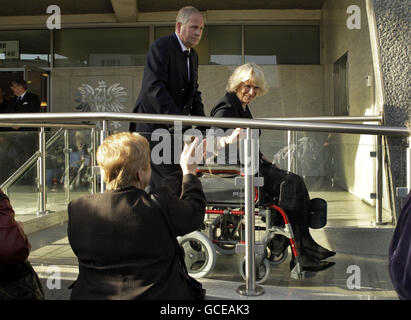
left=209, top=215, right=243, bottom=255
left=263, top=235, right=289, bottom=266
left=239, top=257, right=270, bottom=284
left=178, top=231, right=216, bottom=279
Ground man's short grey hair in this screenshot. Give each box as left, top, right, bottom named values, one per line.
left=176, top=6, right=201, bottom=25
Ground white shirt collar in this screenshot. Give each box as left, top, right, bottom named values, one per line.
left=175, top=32, right=190, bottom=54
left=18, top=91, right=27, bottom=100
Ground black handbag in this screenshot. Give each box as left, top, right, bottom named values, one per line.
left=150, top=194, right=206, bottom=300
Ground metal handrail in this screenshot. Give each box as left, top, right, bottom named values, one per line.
left=0, top=122, right=95, bottom=129
left=0, top=112, right=407, bottom=136
left=263, top=115, right=383, bottom=123
left=0, top=112, right=408, bottom=297
left=0, top=128, right=65, bottom=192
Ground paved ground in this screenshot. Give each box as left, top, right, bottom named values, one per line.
left=28, top=222, right=399, bottom=300
left=7, top=180, right=398, bottom=300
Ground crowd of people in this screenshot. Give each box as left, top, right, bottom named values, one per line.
left=0, top=5, right=409, bottom=301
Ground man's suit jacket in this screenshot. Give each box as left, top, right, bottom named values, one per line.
left=130, top=33, right=205, bottom=135
left=9, top=92, right=40, bottom=113
left=67, top=174, right=206, bottom=300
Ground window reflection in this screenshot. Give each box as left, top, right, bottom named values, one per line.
left=155, top=25, right=241, bottom=65
left=244, top=25, right=320, bottom=65
left=0, top=30, right=50, bottom=67
left=54, top=28, right=149, bottom=67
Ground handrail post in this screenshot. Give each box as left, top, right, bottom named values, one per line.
left=0, top=129, right=64, bottom=192
left=100, top=120, right=109, bottom=193
left=287, top=130, right=292, bottom=172
left=287, top=130, right=297, bottom=172
left=64, top=129, right=70, bottom=204
left=37, top=127, right=47, bottom=216
left=237, top=128, right=264, bottom=296
left=375, top=135, right=383, bottom=225
left=91, top=128, right=97, bottom=194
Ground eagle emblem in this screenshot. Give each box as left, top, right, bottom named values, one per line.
left=75, top=81, right=128, bottom=129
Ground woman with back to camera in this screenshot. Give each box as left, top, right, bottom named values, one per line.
left=67, top=132, right=207, bottom=299
left=210, top=63, right=335, bottom=273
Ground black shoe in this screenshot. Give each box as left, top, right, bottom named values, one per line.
left=303, top=261, right=335, bottom=272
left=290, top=255, right=335, bottom=272
left=302, top=240, right=336, bottom=258
left=304, top=247, right=336, bottom=260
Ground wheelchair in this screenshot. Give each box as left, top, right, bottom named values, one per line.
left=180, top=164, right=327, bottom=283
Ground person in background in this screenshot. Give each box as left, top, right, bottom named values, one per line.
left=7, top=79, right=41, bottom=184
left=9, top=79, right=40, bottom=114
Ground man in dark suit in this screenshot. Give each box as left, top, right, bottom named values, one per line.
left=8, top=79, right=41, bottom=179
left=9, top=79, right=40, bottom=114
left=130, top=6, right=205, bottom=190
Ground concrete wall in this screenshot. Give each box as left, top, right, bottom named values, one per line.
left=373, top=0, right=410, bottom=218
left=322, top=0, right=378, bottom=206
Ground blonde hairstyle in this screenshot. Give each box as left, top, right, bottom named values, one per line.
left=226, top=63, right=268, bottom=96
left=97, top=132, right=150, bottom=190
left=176, top=6, right=201, bottom=25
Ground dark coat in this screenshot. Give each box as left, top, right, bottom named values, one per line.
left=389, top=192, right=411, bottom=300
left=0, top=189, right=31, bottom=265
left=9, top=92, right=40, bottom=113
left=210, top=92, right=253, bottom=120
left=67, top=174, right=206, bottom=300
left=210, top=92, right=262, bottom=160
left=210, top=92, right=311, bottom=213
left=130, top=33, right=205, bottom=135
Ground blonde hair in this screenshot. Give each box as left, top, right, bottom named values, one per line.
left=97, top=132, right=150, bottom=190
left=226, top=63, right=268, bottom=96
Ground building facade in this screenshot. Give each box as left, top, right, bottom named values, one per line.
left=0, top=0, right=409, bottom=220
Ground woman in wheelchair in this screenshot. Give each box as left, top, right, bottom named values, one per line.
left=210, top=63, right=335, bottom=273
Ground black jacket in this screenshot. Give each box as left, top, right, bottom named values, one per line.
left=9, top=92, right=40, bottom=113
left=67, top=174, right=206, bottom=300
left=210, top=92, right=253, bottom=120
left=130, top=33, right=205, bottom=135
left=210, top=92, right=263, bottom=161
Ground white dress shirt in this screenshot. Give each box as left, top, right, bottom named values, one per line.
left=175, top=32, right=191, bottom=81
